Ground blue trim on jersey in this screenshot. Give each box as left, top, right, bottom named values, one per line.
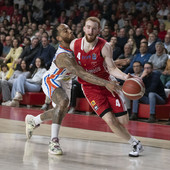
left=44, top=74, right=50, bottom=97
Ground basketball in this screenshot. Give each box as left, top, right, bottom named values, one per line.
left=122, top=77, right=145, bottom=100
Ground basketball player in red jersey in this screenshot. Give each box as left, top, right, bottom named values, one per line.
left=70, top=17, right=144, bottom=157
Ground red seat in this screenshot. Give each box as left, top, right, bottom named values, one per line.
left=20, top=92, right=45, bottom=106
left=138, top=94, right=170, bottom=119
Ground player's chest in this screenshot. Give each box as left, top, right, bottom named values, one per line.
left=75, top=51, right=103, bottom=68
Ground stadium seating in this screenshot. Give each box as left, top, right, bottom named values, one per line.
left=138, top=90, right=170, bottom=120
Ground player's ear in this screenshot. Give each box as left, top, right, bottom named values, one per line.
left=57, top=36, right=62, bottom=42
left=83, top=26, right=85, bottom=32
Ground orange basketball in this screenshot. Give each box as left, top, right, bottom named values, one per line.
left=122, top=77, right=145, bottom=100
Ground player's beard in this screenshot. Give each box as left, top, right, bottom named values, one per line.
left=85, top=34, right=97, bottom=42
left=63, top=35, right=74, bottom=43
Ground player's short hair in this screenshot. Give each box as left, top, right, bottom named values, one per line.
left=85, top=17, right=100, bottom=28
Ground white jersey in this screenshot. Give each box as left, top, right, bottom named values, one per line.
left=42, top=45, right=74, bottom=100
left=45, top=45, right=74, bottom=81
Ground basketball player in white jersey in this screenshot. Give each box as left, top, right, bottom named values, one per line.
left=25, top=24, right=120, bottom=155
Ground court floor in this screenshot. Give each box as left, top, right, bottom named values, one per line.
left=0, top=106, right=170, bottom=170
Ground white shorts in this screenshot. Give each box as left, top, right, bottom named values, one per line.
left=42, top=74, right=72, bottom=107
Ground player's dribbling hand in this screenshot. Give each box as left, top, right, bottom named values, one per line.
left=125, top=73, right=133, bottom=80
left=106, top=81, right=121, bottom=97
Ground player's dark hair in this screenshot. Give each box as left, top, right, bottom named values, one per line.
left=52, top=25, right=59, bottom=41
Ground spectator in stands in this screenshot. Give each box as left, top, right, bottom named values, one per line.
left=143, top=22, right=153, bottom=40
left=1, top=59, right=30, bottom=105
left=3, top=38, right=23, bottom=80
left=0, top=64, right=8, bottom=80
left=115, top=43, right=134, bottom=72
left=147, top=33, right=159, bottom=54
left=101, top=27, right=112, bottom=42
left=158, top=23, right=167, bottom=41
left=0, top=10, right=10, bottom=22
left=148, top=42, right=168, bottom=73
left=118, top=12, right=126, bottom=29
left=134, top=28, right=146, bottom=49
left=117, top=28, right=128, bottom=52
left=16, top=37, right=40, bottom=69
left=0, top=32, right=6, bottom=46
left=160, top=56, right=170, bottom=88
left=150, top=14, right=159, bottom=29
left=89, top=3, right=100, bottom=17
left=109, top=36, right=122, bottom=60
left=30, top=36, right=56, bottom=69
left=127, top=28, right=135, bottom=39
left=157, top=4, right=169, bottom=21
left=0, top=36, right=12, bottom=63
left=33, top=0, right=44, bottom=11
left=127, top=38, right=138, bottom=55
left=4, top=57, right=46, bottom=107
left=0, top=41, right=3, bottom=57
left=164, top=13, right=170, bottom=31
left=164, top=34, right=170, bottom=53
left=32, top=6, right=44, bottom=24
left=21, top=37, right=31, bottom=49
left=124, top=42, right=151, bottom=73
left=130, top=62, right=166, bottom=123
left=58, top=10, right=68, bottom=24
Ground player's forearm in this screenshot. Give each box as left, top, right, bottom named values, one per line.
left=78, top=70, right=109, bottom=86
left=109, top=67, right=127, bottom=80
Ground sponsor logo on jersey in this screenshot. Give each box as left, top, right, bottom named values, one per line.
left=91, top=100, right=96, bottom=106
left=92, top=53, right=97, bottom=60
left=82, top=55, right=91, bottom=60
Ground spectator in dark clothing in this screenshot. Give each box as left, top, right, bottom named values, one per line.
left=0, top=42, right=3, bottom=56
left=147, top=33, right=161, bottom=54
left=16, top=37, right=40, bottom=68
left=109, top=36, right=122, bottom=60
left=124, top=42, right=151, bottom=73
left=30, top=36, right=56, bottom=69
left=134, top=28, right=146, bottom=49
left=130, top=62, right=166, bottom=123
left=117, top=28, right=128, bottom=52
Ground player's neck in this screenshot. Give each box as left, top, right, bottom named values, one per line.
left=60, top=42, right=70, bottom=50
left=83, top=37, right=98, bottom=52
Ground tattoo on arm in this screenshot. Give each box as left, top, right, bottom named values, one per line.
left=56, top=53, right=109, bottom=86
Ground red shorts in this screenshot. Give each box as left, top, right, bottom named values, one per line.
left=82, top=85, right=127, bottom=117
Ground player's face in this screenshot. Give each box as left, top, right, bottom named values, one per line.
left=83, top=20, right=100, bottom=42
left=58, top=24, right=75, bottom=43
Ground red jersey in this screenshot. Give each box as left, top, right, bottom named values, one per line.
left=74, top=37, right=110, bottom=85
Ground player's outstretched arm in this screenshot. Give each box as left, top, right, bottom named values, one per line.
left=102, top=43, right=130, bottom=81
left=56, top=53, right=121, bottom=94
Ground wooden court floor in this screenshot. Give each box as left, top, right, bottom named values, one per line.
left=0, top=106, right=170, bottom=170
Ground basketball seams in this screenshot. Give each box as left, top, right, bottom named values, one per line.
left=122, top=78, right=145, bottom=100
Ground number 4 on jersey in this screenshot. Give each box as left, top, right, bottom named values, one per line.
left=116, top=99, right=121, bottom=107
left=77, top=52, right=81, bottom=60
